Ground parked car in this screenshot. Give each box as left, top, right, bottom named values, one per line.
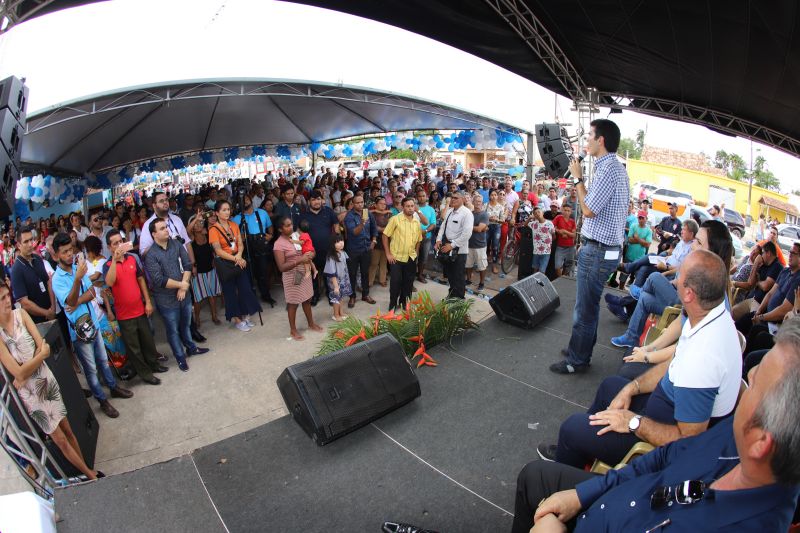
left=775, top=223, right=800, bottom=253
left=720, top=209, right=745, bottom=239
left=650, top=188, right=694, bottom=222
left=688, top=207, right=744, bottom=259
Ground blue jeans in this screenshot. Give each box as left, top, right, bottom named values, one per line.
left=157, top=299, right=195, bottom=362
left=531, top=253, right=550, bottom=272
left=624, top=253, right=667, bottom=287
left=74, top=333, right=117, bottom=401
left=624, top=273, right=679, bottom=341
left=487, top=223, right=501, bottom=263
left=565, top=240, right=620, bottom=367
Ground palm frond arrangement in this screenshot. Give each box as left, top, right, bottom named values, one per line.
left=316, top=292, right=477, bottom=368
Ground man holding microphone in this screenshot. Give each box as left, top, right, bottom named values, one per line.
left=551, top=119, right=630, bottom=375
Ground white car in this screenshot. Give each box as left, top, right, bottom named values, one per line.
left=775, top=224, right=800, bottom=253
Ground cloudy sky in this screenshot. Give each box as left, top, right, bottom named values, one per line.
left=1, top=0, right=797, bottom=189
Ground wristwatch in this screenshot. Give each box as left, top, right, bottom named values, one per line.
left=628, top=415, right=643, bottom=434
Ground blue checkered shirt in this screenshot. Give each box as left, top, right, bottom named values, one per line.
left=581, top=153, right=629, bottom=246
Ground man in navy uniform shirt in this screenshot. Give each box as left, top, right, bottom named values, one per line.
left=511, top=317, right=800, bottom=533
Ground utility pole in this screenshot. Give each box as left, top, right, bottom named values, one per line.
left=747, top=140, right=754, bottom=218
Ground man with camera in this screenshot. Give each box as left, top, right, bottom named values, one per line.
left=435, top=190, right=474, bottom=299
left=52, top=232, right=133, bottom=418
left=233, top=193, right=275, bottom=306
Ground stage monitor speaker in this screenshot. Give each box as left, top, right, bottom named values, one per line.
left=517, top=225, right=533, bottom=280
left=0, top=76, right=28, bottom=123
left=277, top=333, right=420, bottom=446
left=490, top=272, right=560, bottom=329
left=0, top=108, right=23, bottom=167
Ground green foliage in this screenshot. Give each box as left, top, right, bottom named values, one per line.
left=619, top=129, right=645, bottom=159
left=714, top=151, right=780, bottom=190
left=316, top=292, right=477, bottom=365
left=382, top=148, right=418, bottom=161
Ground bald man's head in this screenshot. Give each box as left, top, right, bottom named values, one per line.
left=680, top=249, right=728, bottom=310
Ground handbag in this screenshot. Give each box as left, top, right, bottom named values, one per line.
left=436, top=210, right=458, bottom=263
left=65, top=279, right=98, bottom=343
left=210, top=225, right=241, bottom=282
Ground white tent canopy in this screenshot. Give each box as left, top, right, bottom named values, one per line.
left=21, top=78, right=527, bottom=178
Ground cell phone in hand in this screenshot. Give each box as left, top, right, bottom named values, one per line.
left=119, top=241, right=134, bottom=253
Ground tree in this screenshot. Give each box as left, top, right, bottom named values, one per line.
left=713, top=149, right=748, bottom=182
left=618, top=129, right=645, bottom=159
left=752, top=155, right=780, bottom=191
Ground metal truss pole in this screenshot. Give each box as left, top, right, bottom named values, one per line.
left=0, top=363, right=70, bottom=500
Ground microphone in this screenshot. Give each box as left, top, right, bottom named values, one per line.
left=564, top=153, right=585, bottom=181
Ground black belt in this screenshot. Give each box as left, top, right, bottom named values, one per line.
left=581, top=236, right=621, bottom=249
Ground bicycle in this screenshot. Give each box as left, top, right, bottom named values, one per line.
left=500, top=223, right=525, bottom=274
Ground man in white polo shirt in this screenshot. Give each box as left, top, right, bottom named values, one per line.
left=537, top=249, right=741, bottom=467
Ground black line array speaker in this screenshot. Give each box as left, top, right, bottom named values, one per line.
left=0, top=76, right=27, bottom=219
left=535, top=123, right=574, bottom=179
left=277, top=333, right=420, bottom=446
left=0, top=76, right=28, bottom=124
left=490, top=272, right=560, bottom=329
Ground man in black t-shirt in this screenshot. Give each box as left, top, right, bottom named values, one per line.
left=10, top=225, right=56, bottom=324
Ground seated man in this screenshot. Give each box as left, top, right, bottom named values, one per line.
left=606, top=220, right=697, bottom=323
left=537, top=251, right=741, bottom=471
left=731, top=240, right=782, bottom=321
left=514, top=317, right=800, bottom=533
left=735, top=241, right=800, bottom=337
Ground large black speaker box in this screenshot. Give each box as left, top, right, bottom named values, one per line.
left=277, top=333, right=420, bottom=446
left=39, top=320, right=99, bottom=477
left=0, top=108, right=23, bottom=167
left=0, top=321, right=99, bottom=478
left=490, top=272, right=560, bottom=329
left=0, top=76, right=28, bottom=123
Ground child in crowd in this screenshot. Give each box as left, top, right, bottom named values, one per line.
left=291, top=220, right=317, bottom=280
left=324, top=235, right=351, bottom=322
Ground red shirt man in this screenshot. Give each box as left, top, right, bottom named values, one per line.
left=103, top=230, right=165, bottom=384
left=553, top=209, right=577, bottom=248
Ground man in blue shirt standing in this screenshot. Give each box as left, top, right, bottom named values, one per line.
left=552, top=119, right=630, bottom=374
left=343, top=195, right=377, bottom=309
left=512, top=317, right=800, bottom=533
left=51, top=233, right=132, bottom=418
left=299, top=190, right=339, bottom=306
left=233, top=193, right=275, bottom=306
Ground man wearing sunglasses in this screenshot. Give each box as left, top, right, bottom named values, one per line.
left=511, top=316, right=800, bottom=533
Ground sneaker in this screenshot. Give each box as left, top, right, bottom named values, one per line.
left=549, top=360, right=589, bottom=374
left=465, top=279, right=472, bottom=286
left=611, top=333, right=638, bottom=348
left=236, top=321, right=252, bottom=332
left=628, top=284, right=642, bottom=300
left=244, top=317, right=255, bottom=327
left=477, top=283, right=485, bottom=291
left=536, top=443, right=558, bottom=462
left=606, top=301, right=629, bottom=322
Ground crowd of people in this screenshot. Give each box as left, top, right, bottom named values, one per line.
left=510, top=119, right=800, bottom=532
left=2, top=117, right=797, bottom=531
left=0, top=151, right=581, bottom=481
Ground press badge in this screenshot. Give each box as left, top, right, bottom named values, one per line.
left=604, top=250, right=619, bottom=261
left=39, top=281, right=46, bottom=293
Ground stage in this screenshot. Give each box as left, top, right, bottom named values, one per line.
left=54, top=277, right=629, bottom=532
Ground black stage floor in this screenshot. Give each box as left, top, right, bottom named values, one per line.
left=55, top=277, right=629, bottom=533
